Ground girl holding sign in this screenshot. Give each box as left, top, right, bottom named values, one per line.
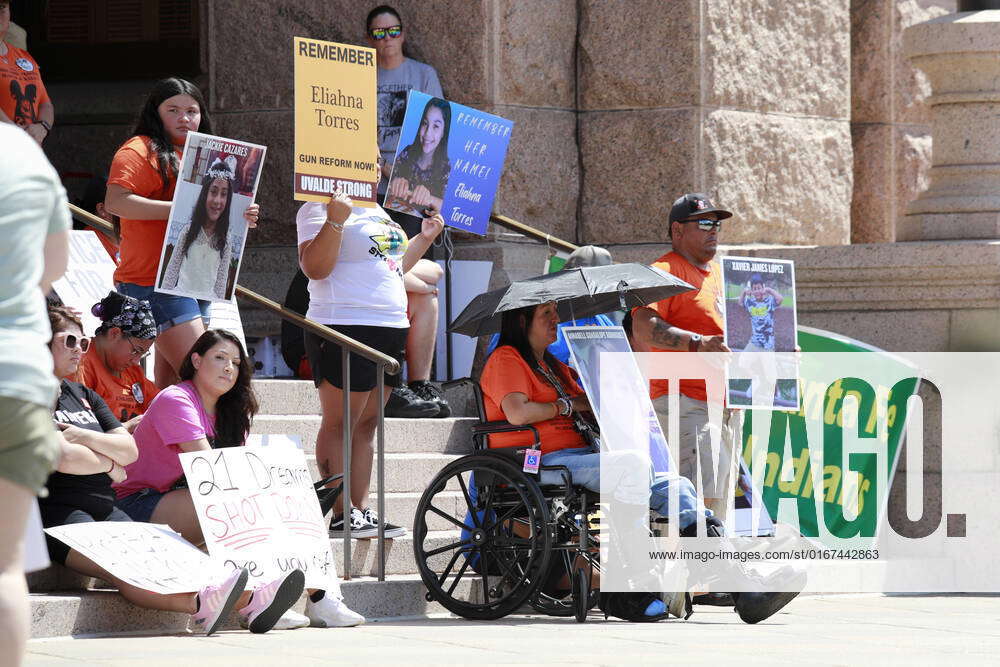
left=104, top=78, right=260, bottom=388
left=160, top=155, right=237, bottom=301
left=40, top=306, right=301, bottom=635
left=116, top=329, right=363, bottom=629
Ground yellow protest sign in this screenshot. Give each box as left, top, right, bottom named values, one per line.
left=293, top=36, right=377, bottom=205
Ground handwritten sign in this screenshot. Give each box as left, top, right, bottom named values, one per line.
left=385, top=91, right=513, bottom=235
left=51, top=230, right=117, bottom=336
left=180, top=446, right=336, bottom=589
left=44, top=522, right=214, bottom=594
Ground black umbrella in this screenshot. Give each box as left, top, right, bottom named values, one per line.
left=448, top=263, right=696, bottom=337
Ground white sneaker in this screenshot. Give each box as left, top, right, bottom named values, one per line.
left=240, top=607, right=310, bottom=630
left=305, top=595, right=366, bottom=627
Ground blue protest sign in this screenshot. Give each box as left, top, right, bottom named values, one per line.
left=385, top=90, right=513, bottom=235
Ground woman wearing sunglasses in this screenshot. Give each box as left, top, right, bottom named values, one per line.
left=38, top=305, right=259, bottom=636
left=368, top=5, right=452, bottom=419
left=368, top=5, right=442, bottom=219
left=78, top=291, right=159, bottom=433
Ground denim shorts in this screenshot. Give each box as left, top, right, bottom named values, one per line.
left=114, top=487, right=168, bottom=523
left=117, top=282, right=211, bottom=334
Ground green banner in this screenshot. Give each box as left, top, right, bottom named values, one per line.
left=741, top=327, right=919, bottom=539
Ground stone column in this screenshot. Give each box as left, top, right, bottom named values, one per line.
left=898, top=10, right=1000, bottom=240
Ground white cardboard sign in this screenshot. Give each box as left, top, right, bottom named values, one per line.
left=51, top=230, right=117, bottom=336
left=180, top=446, right=337, bottom=590
left=43, top=522, right=213, bottom=594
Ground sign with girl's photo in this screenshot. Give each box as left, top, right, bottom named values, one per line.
left=385, top=90, right=513, bottom=235
left=721, top=256, right=799, bottom=410
left=293, top=36, right=377, bottom=204
left=154, top=131, right=266, bottom=303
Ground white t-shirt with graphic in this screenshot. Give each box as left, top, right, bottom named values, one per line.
left=295, top=202, right=409, bottom=328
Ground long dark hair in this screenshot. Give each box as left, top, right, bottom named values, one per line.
left=178, top=329, right=257, bottom=448
left=404, top=97, right=451, bottom=172
left=495, top=305, right=566, bottom=381
left=131, top=78, right=212, bottom=195
left=180, top=174, right=233, bottom=259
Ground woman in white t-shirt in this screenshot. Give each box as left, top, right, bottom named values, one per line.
left=296, top=163, right=444, bottom=539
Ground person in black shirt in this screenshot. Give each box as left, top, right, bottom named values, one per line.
left=37, top=305, right=270, bottom=635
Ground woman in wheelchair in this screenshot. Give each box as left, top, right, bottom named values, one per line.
left=478, top=301, right=803, bottom=624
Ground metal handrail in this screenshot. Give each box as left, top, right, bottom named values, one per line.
left=489, top=212, right=579, bottom=254
left=67, top=202, right=392, bottom=582
left=67, top=204, right=400, bottom=373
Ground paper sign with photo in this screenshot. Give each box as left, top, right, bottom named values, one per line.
left=154, top=131, right=266, bottom=303
left=180, top=447, right=339, bottom=591
left=293, top=37, right=377, bottom=205
left=721, top=256, right=799, bottom=410
left=385, top=90, right=513, bottom=235
left=44, top=522, right=216, bottom=594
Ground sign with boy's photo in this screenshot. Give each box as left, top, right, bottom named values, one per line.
left=384, top=90, right=513, bottom=235
left=721, top=256, right=799, bottom=410
left=293, top=36, right=377, bottom=205
left=154, top=131, right=266, bottom=303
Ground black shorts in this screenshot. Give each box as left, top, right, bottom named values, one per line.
left=304, top=324, right=407, bottom=392
left=39, top=502, right=132, bottom=565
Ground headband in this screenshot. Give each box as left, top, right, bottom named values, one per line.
left=205, top=155, right=238, bottom=180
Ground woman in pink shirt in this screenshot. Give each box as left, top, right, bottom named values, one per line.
left=116, top=328, right=363, bottom=629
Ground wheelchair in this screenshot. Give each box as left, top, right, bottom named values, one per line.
left=412, top=378, right=602, bottom=622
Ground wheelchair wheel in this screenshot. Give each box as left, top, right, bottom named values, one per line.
left=573, top=567, right=588, bottom=623
left=413, top=452, right=552, bottom=620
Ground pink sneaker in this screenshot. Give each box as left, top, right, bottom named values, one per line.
left=191, top=567, right=249, bottom=636
left=238, top=569, right=306, bottom=634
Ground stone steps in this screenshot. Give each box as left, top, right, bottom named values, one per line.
left=29, top=378, right=480, bottom=639
left=252, top=379, right=476, bottom=418
left=29, top=574, right=472, bottom=639
left=251, top=415, right=476, bottom=454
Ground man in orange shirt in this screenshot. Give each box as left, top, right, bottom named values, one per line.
left=632, top=193, right=739, bottom=524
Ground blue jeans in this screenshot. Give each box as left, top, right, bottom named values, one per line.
left=538, top=446, right=708, bottom=530
left=117, top=283, right=211, bottom=334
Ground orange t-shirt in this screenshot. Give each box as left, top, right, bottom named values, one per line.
left=0, top=45, right=50, bottom=127
left=79, top=347, right=160, bottom=424
left=479, top=346, right=586, bottom=454
left=107, top=136, right=181, bottom=286
left=647, top=251, right=725, bottom=402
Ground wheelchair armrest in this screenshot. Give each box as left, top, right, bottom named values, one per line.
left=472, top=421, right=541, bottom=449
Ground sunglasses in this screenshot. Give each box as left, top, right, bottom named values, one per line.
left=126, top=337, right=151, bottom=361
left=59, top=333, right=90, bottom=353
left=369, top=25, right=402, bottom=40
left=681, top=218, right=723, bottom=231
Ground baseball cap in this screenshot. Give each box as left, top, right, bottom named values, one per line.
left=668, top=193, right=733, bottom=223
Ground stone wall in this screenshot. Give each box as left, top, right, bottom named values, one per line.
left=849, top=0, right=955, bottom=243
left=578, top=0, right=853, bottom=248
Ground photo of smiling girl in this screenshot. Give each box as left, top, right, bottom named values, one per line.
left=386, top=96, right=451, bottom=216
left=160, top=155, right=237, bottom=301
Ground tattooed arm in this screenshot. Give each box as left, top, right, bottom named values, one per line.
left=631, top=306, right=729, bottom=352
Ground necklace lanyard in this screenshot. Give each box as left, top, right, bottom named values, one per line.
left=536, top=361, right=572, bottom=402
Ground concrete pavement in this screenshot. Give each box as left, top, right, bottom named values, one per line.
left=24, top=595, right=1000, bottom=666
